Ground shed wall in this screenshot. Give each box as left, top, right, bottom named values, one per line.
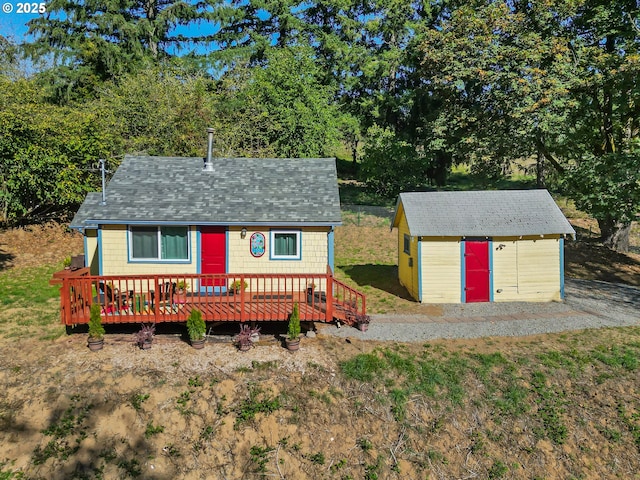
left=420, top=237, right=462, bottom=303
left=396, top=210, right=420, bottom=300
left=492, top=235, right=562, bottom=302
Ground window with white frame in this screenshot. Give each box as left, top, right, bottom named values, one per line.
left=129, top=226, right=189, bottom=261
left=270, top=230, right=301, bottom=260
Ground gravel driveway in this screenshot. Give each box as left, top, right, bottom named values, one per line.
left=322, top=278, right=640, bottom=342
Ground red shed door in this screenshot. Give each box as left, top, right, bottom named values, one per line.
left=464, top=240, right=490, bottom=302
left=201, top=227, right=226, bottom=286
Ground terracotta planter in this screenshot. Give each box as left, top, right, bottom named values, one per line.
left=238, top=342, right=252, bottom=352
left=191, top=338, right=206, bottom=350
left=285, top=337, right=300, bottom=352
left=140, top=340, right=152, bottom=350
left=88, top=338, right=104, bottom=351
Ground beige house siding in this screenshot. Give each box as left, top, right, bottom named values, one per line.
left=420, top=237, right=462, bottom=303
left=95, top=225, right=329, bottom=279
left=227, top=227, right=330, bottom=275
left=492, top=236, right=562, bottom=302
left=396, top=210, right=420, bottom=301
left=99, top=225, right=199, bottom=276
left=85, top=230, right=99, bottom=275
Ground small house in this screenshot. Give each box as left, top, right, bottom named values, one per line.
left=56, top=132, right=366, bottom=327
left=70, top=154, right=341, bottom=280
left=391, top=190, right=576, bottom=303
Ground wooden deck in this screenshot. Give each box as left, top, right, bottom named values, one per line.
left=51, top=271, right=366, bottom=326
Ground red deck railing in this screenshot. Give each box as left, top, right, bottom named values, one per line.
left=50, top=271, right=366, bottom=326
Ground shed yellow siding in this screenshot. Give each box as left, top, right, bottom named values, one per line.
left=420, top=237, right=462, bottom=303
left=492, top=236, right=562, bottom=302
left=100, top=225, right=199, bottom=276
left=228, top=227, right=330, bottom=275
left=396, top=208, right=420, bottom=301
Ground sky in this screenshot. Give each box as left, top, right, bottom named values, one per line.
left=0, top=1, right=43, bottom=42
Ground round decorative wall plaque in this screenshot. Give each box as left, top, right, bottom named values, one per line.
left=250, top=232, right=265, bottom=257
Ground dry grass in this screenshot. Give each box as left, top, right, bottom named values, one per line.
left=0, top=214, right=639, bottom=479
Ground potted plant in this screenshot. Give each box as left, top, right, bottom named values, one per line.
left=87, top=303, right=105, bottom=351
left=135, top=323, right=155, bottom=349
left=63, top=256, right=72, bottom=270
left=230, top=279, right=248, bottom=295
left=236, top=324, right=260, bottom=352
left=176, top=280, right=189, bottom=295
left=285, top=303, right=301, bottom=351
left=186, top=308, right=206, bottom=349
left=355, top=313, right=371, bottom=332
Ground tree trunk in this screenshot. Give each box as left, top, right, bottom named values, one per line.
left=536, top=150, right=545, bottom=188
left=598, top=217, right=631, bottom=253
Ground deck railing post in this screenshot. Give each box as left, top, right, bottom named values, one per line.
left=61, top=278, right=68, bottom=325
left=325, top=273, right=333, bottom=323
left=240, top=275, right=246, bottom=322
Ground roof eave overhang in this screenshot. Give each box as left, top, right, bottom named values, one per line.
left=77, top=220, right=342, bottom=228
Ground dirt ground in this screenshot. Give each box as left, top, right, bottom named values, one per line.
left=1, top=221, right=639, bottom=479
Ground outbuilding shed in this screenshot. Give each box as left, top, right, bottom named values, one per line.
left=391, top=190, right=576, bottom=303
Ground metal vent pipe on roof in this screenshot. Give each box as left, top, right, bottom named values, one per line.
left=204, top=127, right=215, bottom=172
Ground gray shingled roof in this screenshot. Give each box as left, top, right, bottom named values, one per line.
left=393, top=190, right=576, bottom=237
left=70, top=155, right=341, bottom=228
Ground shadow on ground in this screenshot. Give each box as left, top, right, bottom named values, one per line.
left=339, top=264, right=414, bottom=301
left=565, top=237, right=640, bottom=287
left=0, top=246, right=15, bottom=272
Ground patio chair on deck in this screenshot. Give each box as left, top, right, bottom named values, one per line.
left=94, top=282, right=128, bottom=314
left=157, top=281, right=178, bottom=312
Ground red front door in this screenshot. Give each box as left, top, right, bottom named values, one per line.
left=201, top=227, right=226, bottom=286
left=464, top=240, right=490, bottom=302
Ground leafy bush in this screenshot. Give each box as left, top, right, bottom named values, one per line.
left=88, top=304, right=105, bottom=340
left=287, top=303, right=300, bottom=340
left=186, top=308, right=206, bottom=341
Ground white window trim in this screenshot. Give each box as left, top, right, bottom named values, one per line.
left=270, top=230, right=302, bottom=260
left=128, top=226, right=191, bottom=263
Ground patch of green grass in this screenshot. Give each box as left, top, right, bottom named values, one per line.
left=531, top=371, right=567, bottom=445
left=144, top=421, right=164, bottom=439
left=0, top=265, right=65, bottom=340
left=0, top=460, right=24, bottom=480
left=130, top=393, right=149, bottom=411
left=472, top=352, right=508, bottom=381
left=307, top=451, right=325, bottom=465
left=188, top=376, right=204, bottom=387
left=176, top=390, right=193, bottom=416
left=32, top=395, right=93, bottom=465
left=117, top=458, right=142, bottom=477
left=357, top=437, right=373, bottom=452
left=592, top=345, right=639, bottom=371
left=494, top=383, right=530, bottom=416
left=235, top=385, right=281, bottom=427
left=251, top=360, right=278, bottom=371
left=249, top=445, right=274, bottom=476
left=340, top=353, right=387, bottom=383
left=487, top=459, right=509, bottom=479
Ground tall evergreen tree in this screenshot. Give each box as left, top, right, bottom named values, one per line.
left=25, top=0, right=219, bottom=102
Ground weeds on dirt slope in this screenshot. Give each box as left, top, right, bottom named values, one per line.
left=1, top=329, right=640, bottom=479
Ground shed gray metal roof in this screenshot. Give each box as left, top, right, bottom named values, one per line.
left=392, top=190, right=576, bottom=237
left=71, top=155, right=341, bottom=229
